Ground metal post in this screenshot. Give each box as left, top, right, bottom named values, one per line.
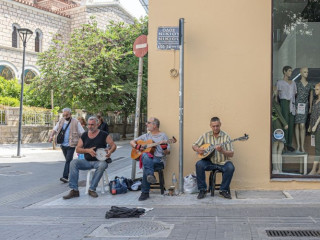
left=51, top=89, right=56, bottom=150
left=13, top=28, right=32, bottom=158
left=16, top=41, right=27, bottom=157
left=179, top=18, right=184, bottom=193
left=131, top=57, right=143, bottom=179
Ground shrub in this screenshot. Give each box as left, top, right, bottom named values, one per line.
left=0, top=77, right=20, bottom=98
left=0, top=96, right=19, bottom=107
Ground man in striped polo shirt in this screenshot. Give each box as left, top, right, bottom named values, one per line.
left=192, top=117, right=235, bottom=199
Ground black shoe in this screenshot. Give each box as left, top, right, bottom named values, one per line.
left=219, top=191, right=232, bottom=199
left=60, top=177, right=68, bottom=183
left=138, top=192, right=150, bottom=201
left=197, top=190, right=207, bottom=199
left=286, top=145, right=295, bottom=152
left=63, top=189, right=79, bottom=200
left=147, top=175, right=157, bottom=184
left=88, top=189, right=98, bottom=198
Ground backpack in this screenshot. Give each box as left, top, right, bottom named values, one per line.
left=109, top=176, right=128, bottom=194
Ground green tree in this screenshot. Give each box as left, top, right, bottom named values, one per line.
left=105, top=19, right=148, bottom=137
left=30, top=17, right=148, bottom=136
left=32, top=19, right=119, bottom=112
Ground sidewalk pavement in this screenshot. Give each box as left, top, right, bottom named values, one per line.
left=2, top=142, right=320, bottom=239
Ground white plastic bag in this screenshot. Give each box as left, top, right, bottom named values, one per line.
left=183, top=174, right=198, bottom=194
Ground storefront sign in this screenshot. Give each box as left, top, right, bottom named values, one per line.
left=297, top=103, right=306, bottom=115
left=273, top=129, right=284, bottom=140
left=157, top=27, right=179, bottom=50
left=311, top=135, right=315, bottom=147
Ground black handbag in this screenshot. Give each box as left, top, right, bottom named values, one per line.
left=56, top=120, right=71, bottom=144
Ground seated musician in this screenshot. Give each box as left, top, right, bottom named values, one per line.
left=192, top=117, right=234, bottom=199
left=130, top=117, right=170, bottom=201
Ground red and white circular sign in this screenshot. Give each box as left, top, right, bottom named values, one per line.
left=133, top=35, right=148, bottom=58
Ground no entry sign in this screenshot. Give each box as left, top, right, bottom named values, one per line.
left=133, top=35, right=148, bottom=58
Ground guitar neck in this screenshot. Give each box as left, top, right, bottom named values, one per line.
left=147, top=141, right=164, bottom=148
left=212, top=138, right=239, bottom=148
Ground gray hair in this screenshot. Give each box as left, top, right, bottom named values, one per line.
left=153, top=117, right=160, bottom=128
left=88, top=116, right=99, bottom=124
left=62, top=108, right=72, bottom=113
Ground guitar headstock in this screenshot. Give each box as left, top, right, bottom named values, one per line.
left=238, top=133, right=249, bottom=141
left=167, top=136, right=177, bottom=144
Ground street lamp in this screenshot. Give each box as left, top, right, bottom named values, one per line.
left=16, top=28, right=33, bottom=157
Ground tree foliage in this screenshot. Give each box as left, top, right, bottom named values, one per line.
left=30, top=17, right=148, bottom=116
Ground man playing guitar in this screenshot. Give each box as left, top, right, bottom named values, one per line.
left=192, top=116, right=235, bottom=200
left=130, top=117, right=171, bottom=201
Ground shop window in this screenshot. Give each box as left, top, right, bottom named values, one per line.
left=272, top=0, right=320, bottom=178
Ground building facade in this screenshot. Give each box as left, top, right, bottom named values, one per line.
left=148, top=0, right=320, bottom=190
left=0, top=0, right=134, bottom=82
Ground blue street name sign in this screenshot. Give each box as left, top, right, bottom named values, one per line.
left=157, top=27, right=179, bottom=50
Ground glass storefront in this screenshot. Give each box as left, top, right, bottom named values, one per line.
left=272, top=0, right=320, bottom=177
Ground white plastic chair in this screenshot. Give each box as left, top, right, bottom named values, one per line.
left=85, top=169, right=109, bottom=194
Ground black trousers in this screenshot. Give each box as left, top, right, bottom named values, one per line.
left=61, top=145, right=75, bottom=179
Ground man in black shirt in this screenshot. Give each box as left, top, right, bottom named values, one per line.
left=63, top=116, right=117, bottom=199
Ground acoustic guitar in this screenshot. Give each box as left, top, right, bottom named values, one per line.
left=131, top=136, right=177, bottom=160
left=197, top=134, right=249, bottom=159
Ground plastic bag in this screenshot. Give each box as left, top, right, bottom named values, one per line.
left=183, top=174, right=198, bottom=193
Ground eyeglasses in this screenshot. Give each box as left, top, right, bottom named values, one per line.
left=87, top=124, right=95, bottom=126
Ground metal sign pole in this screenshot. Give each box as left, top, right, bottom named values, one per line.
left=179, top=18, right=184, bottom=193
left=131, top=57, right=143, bottom=179
left=51, top=89, right=56, bottom=150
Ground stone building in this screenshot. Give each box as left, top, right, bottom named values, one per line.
left=0, top=0, right=135, bottom=82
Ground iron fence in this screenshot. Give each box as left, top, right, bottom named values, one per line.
left=22, top=112, right=58, bottom=126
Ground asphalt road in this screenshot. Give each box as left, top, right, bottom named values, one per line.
left=1, top=141, right=320, bottom=240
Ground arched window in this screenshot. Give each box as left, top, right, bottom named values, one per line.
left=12, top=26, right=18, bottom=48
left=24, top=69, right=37, bottom=84
left=0, top=65, right=16, bottom=80
left=35, top=29, right=43, bottom=52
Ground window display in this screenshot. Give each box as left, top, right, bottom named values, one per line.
left=272, top=0, right=320, bottom=177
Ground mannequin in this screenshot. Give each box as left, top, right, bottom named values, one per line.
left=277, top=66, right=297, bottom=151
left=272, top=86, right=288, bottom=174
left=308, top=83, right=320, bottom=175
left=295, top=67, right=313, bottom=153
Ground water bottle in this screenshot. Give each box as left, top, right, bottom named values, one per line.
left=172, top=173, right=178, bottom=194
left=111, top=181, right=116, bottom=195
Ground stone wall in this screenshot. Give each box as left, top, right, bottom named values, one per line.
left=0, top=0, right=134, bottom=80
left=0, top=107, right=141, bottom=143
left=0, top=125, right=51, bottom=144
left=0, top=0, right=71, bottom=79
left=85, top=6, right=134, bottom=30
left=0, top=0, right=71, bottom=52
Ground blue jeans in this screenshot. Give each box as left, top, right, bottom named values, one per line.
left=195, top=158, right=235, bottom=192
left=61, top=146, right=75, bottom=179
left=141, top=153, right=164, bottom=193
left=68, top=159, right=108, bottom=191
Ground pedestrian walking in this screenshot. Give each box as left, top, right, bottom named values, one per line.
left=49, top=108, right=84, bottom=183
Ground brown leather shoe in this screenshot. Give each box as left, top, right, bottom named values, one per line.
left=88, top=189, right=98, bottom=198
left=63, top=190, right=79, bottom=200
